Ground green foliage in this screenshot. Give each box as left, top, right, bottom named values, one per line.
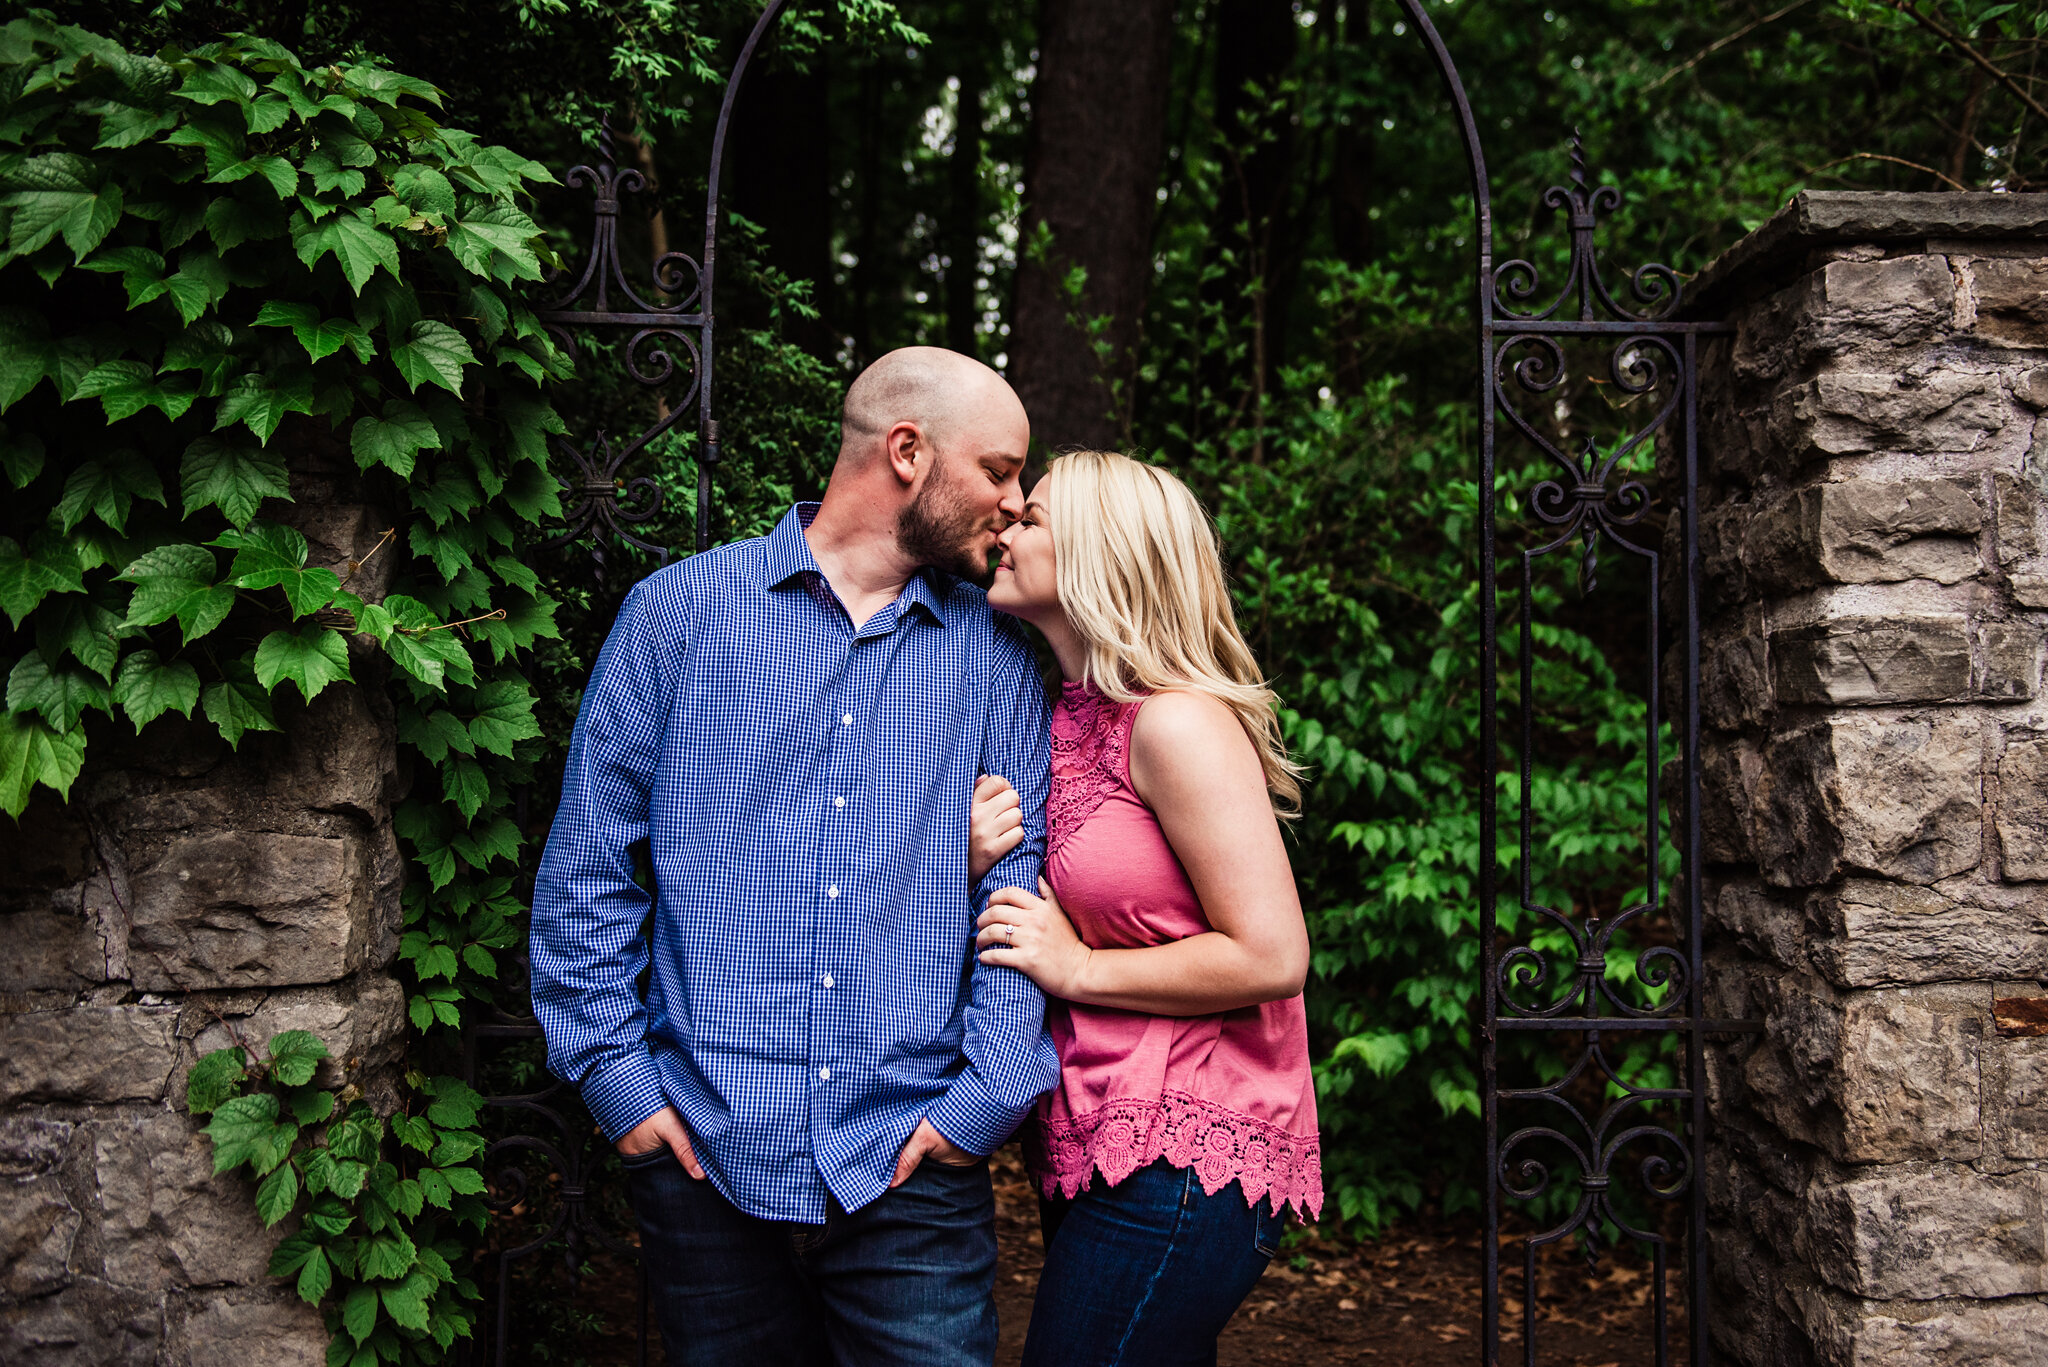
left=0, top=16, right=568, bottom=1362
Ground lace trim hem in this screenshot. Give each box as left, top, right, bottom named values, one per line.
left=1025, top=1089, right=1323, bottom=1222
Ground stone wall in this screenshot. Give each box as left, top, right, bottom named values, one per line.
left=1694, top=192, right=2048, bottom=1365
left=0, top=441, right=407, bottom=1366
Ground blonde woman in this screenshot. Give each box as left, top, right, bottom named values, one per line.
left=970, top=449, right=1321, bottom=1366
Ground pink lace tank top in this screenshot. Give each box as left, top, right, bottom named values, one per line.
left=1022, top=681, right=1323, bottom=1221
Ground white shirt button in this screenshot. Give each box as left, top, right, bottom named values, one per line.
left=834, top=796, right=845, bottom=808
left=818, top=1067, right=831, bottom=1081
left=827, top=885, right=839, bottom=899
left=841, top=713, right=853, bottom=726
left=822, top=974, right=835, bottom=989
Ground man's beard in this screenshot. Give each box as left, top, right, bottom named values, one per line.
left=897, top=458, right=995, bottom=587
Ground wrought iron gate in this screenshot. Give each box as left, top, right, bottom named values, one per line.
left=459, top=1, right=1759, bottom=1362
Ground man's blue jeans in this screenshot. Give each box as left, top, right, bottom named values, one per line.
left=1022, top=1158, right=1284, bottom=1367
left=621, top=1146, right=998, bottom=1366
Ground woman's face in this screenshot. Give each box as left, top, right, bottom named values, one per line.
left=988, top=481, right=1059, bottom=623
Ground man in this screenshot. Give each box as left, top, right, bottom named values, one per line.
left=529, top=346, right=1058, bottom=1365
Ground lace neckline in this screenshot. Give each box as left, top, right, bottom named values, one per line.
left=1047, top=681, right=1135, bottom=860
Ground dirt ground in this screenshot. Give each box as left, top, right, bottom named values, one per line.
left=490, top=1143, right=1682, bottom=1366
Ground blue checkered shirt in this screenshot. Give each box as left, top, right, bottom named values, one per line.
left=529, top=503, right=1059, bottom=1222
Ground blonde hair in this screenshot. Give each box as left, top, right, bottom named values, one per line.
left=1042, top=450, right=1303, bottom=817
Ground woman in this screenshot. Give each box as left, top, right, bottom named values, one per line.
left=968, top=449, right=1321, bottom=1367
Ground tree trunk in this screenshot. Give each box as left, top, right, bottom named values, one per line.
left=1009, top=0, right=1177, bottom=451
left=728, top=57, right=834, bottom=357
left=945, top=19, right=987, bottom=357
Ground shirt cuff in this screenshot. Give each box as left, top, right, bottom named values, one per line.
left=926, top=1068, right=1030, bottom=1157
left=580, top=1047, right=669, bottom=1142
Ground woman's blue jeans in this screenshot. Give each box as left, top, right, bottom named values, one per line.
left=1022, top=1158, right=1284, bottom=1367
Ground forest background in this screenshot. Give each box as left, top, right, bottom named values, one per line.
left=28, top=0, right=2048, bottom=1243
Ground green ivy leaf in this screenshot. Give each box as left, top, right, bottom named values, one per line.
left=397, top=707, right=474, bottom=764
left=254, top=624, right=352, bottom=702
left=36, top=594, right=126, bottom=681
left=6, top=651, right=110, bottom=731
left=291, top=207, right=398, bottom=294
left=182, top=436, right=290, bottom=527
left=423, top=1077, right=483, bottom=1129
left=442, top=754, right=488, bottom=819
left=390, top=320, right=476, bottom=396
left=295, top=1245, right=332, bottom=1303
left=201, top=670, right=281, bottom=749
left=0, top=152, right=124, bottom=262
left=359, top=1229, right=418, bottom=1280
left=0, top=712, right=86, bottom=818
left=215, top=522, right=342, bottom=616
left=0, top=307, right=54, bottom=413
left=380, top=1270, right=434, bottom=1331
left=158, top=318, right=237, bottom=393
left=203, top=1091, right=298, bottom=1176
left=253, top=300, right=374, bottom=363
left=254, top=1157, right=299, bottom=1226
left=341, top=1282, right=379, bottom=1345
left=118, top=544, right=233, bottom=642
left=55, top=447, right=165, bottom=533
left=0, top=425, right=43, bottom=489
left=446, top=198, right=541, bottom=282
left=214, top=371, right=315, bottom=445
left=391, top=164, right=456, bottom=217
left=0, top=537, right=79, bottom=631
left=348, top=399, right=439, bottom=477
left=467, top=679, right=542, bottom=757
left=185, top=1046, right=248, bottom=1116
left=178, top=60, right=259, bottom=106
left=266, top=1029, right=331, bottom=1087
left=460, top=942, right=498, bottom=978
left=70, top=359, right=196, bottom=422
left=391, top=1114, right=436, bottom=1153
left=112, top=649, right=201, bottom=730
left=203, top=193, right=288, bottom=252
left=417, top=1167, right=453, bottom=1210
left=160, top=250, right=232, bottom=325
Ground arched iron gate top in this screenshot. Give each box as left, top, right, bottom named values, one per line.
left=502, top=7, right=1757, bottom=1367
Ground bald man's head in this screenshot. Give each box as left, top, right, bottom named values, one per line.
left=838, top=346, right=1024, bottom=463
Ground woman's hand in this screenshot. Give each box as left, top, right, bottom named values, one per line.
left=976, top=878, right=1091, bottom=998
left=968, top=774, right=1023, bottom=885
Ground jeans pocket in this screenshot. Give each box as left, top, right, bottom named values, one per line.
left=1253, top=1202, right=1285, bottom=1258
left=619, top=1144, right=672, bottom=1171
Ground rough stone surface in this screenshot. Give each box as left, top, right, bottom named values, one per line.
left=128, top=829, right=363, bottom=990
left=164, top=1288, right=325, bottom=1367
left=0, top=1007, right=180, bottom=1108
left=94, top=1113, right=281, bottom=1292
left=1697, top=196, right=2048, bottom=1367
left=1750, top=714, right=1982, bottom=887
left=1771, top=616, right=1971, bottom=704
left=1773, top=371, right=2008, bottom=460
left=1743, top=478, right=1983, bottom=589
left=0, top=1118, right=76, bottom=1301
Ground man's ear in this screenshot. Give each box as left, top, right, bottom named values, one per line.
left=884, top=421, right=924, bottom=487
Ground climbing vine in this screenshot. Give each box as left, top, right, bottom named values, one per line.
left=1, top=16, right=563, bottom=1362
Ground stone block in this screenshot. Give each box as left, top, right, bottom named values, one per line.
left=1770, top=616, right=1971, bottom=704
left=1754, top=715, right=1981, bottom=888
left=164, top=1287, right=325, bottom=1367
left=0, top=1117, right=76, bottom=1300
left=1701, top=734, right=1763, bottom=866
left=1709, top=878, right=1808, bottom=972
left=1798, top=1288, right=2048, bottom=1367
left=1988, top=1033, right=2048, bottom=1160
left=0, top=907, right=110, bottom=993
left=1731, top=255, right=1956, bottom=384
left=1972, top=257, right=2048, bottom=347
left=1740, top=976, right=1983, bottom=1163
left=0, top=1276, right=160, bottom=1366
left=1742, top=478, right=1983, bottom=589
left=127, top=830, right=363, bottom=991
left=1772, top=371, right=2008, bottom=459
left=1809, top=1161, right=2047, bottom=1300
left=0, top=1006, right=180, bottom=1107
left=1998, top=472, right=2041, bottom=561
left=1810, top=878, right=2048, bottom=987
left=1978, top=619, right=2042, bottom=699
left=2019, top=367, right=2048, bottom=412
left=93, top=1112, right=279, bottom=1292
left=1999, top=733, right=2048, bottom=880
left=1703, top=627, right=1772, bottom=730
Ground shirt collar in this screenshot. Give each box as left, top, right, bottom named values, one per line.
left=764, top=502, right=950, bottom=627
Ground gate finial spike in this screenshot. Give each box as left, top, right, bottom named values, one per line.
left=598, top=111, right=617, bottom=171
left=1569, top=127, right=1587, bottom=192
